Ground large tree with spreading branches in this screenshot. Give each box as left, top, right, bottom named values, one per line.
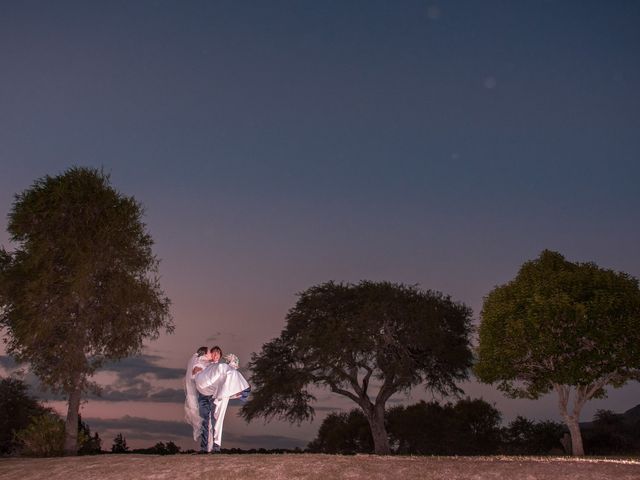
left=475, top=250, right=640, bottom=456
left=0, top=167, right=173, bottom=455
left=241, top=281, right=473, bottom=454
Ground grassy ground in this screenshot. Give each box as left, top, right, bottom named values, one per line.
left=1, top=454, right=639, bottom=480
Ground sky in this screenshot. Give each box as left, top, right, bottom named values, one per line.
left=1, top=0, right=640, bottom=450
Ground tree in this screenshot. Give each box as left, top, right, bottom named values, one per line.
left=77, top=415, right=102, bottom=455
left=501, top=416, right=566, bottom=455
left=14, top=411, right=65, bottom=457
left=144, top=440, right=181, bottom=455
left=1, top=377, right=102, bottom=456
left=475, top=250, right=640, bottom=456
left=584, top=409, right=638, bottom=455
left=242, top=281, right=474, bottom=454
left=164, top=440, right=181, bottom=455
left=448, top=398, right=502, bottom=455
left=150, top=442, right=168, bottom=455
left=387, top=401, right=450, bottom=454
left=307, top=409, right=373, bottom=454
left=0, top=167, right=173, bottom=455
left=387, top=399, right=502, bottom=455
left=111, top=433, right=129, bottom=453
left=0, top=376, right=51, bottom=454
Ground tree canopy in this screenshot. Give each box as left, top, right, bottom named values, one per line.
left=475, top=249, right=640, bottom=455
left=0, top=167, right=173, bottom=454
left=242, top=280, right=473, bottom=454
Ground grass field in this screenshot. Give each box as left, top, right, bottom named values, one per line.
left=1, top=454, right=640, bottom=480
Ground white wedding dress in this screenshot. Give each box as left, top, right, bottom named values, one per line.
left=184, top=355, right=250, bottom=450
left=184, top=354, right=207, bottom=441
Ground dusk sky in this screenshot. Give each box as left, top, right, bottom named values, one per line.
left=1, top=1, right=639, bottom=450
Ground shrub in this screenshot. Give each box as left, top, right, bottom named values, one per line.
left=14, top=412, right=65, bottom=457
left=0, top=376, right=51, bottom=455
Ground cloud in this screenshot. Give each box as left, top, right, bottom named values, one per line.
left=83, top=416, right=191, bottom=442
left=89, top=382, right=185, bottom=404
left=82, top=354, right=188, bottom=403
left=102, top=355, right=185, bottom=381
left=0, top=354, right=187, bottom=403
left=85, top=416, right=188, bottom=436
left=387, top=396, right=409, bottom=404
left=313, top=405, right=344, bottom=412
left=148, top=388, right=185, bottom=403
left=0, top=360, right=66, bottom=401
left=92, top=385, right=152, bottom=402
left=0, top=354, right=184, bottom=382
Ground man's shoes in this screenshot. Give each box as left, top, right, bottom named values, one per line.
left=212, top=444, right=221, bottom=453
left=197, top=450, right=208, bottom=454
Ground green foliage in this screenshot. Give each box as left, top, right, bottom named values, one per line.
left=449, top=398, right=503, bottom=454
left=311, top=398, right=502, bottom=455
left=242, top=281, right=473, bottom=454
left=475, top=249, right=640, bottom=398
left=243, top=281, right=473, bottom=423
left=387, top=401, right=450, bottom=454
left=0, top=376, right=51, bottom=454
left=501, top=416, right=566, bottom=455
left=14, top=412, right=65, bottom=457
left=111, top=433, right=129, bottom=453
left=583, top=409, right=640, bottom=455
left=136, top=441, right=181, bottom=455
left=0, top=377, right=102, bottom=456
left=124, top=440, right=181, bottom=455
left=77, top=415, right=102, bottom=455
left=165, top=441, right=180, bottom=455
left=386, top=398, right=502, bottom=455
left=0, top=167, right=173, bottom=452
left=307, top=410, right=373, bottom=454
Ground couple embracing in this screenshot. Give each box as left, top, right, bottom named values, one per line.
left=184, top=346, right=251, bottom=453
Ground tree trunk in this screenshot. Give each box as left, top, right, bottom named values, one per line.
left=64, top=386, right=82, bottom=456
left=366, top=405, right=391, bottom=455
left=554, top=384, right=585, bottom=456
left=565, top=416, right=584, bottom=456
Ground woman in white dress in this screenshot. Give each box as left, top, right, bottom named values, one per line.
left=184, top=346, right=211, bottom=444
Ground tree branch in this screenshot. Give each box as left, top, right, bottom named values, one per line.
left=361, top=365, right=373, bottom=396
left=375, top=376, right=398, bottom=408
left=346, top=366, right=364, bottom=398
left=332, top=386, right=362, bottom=404
left=553, top=382, right=570, bottom=420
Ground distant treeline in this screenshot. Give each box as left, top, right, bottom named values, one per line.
left=3, top=375, right=638, bottom=457
left=307, top=398, right=640, bottom=456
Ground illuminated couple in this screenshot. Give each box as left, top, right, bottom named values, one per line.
left=184, top=346, right=251, bottom=453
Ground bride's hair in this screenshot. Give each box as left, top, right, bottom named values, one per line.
left=196, top=346, right=208, bottom=357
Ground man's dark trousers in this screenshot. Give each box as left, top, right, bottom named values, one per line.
left=197, top=391, right=215, bottom=452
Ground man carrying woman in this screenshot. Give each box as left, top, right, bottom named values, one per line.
left=184, top=345, right=250, bottom=453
